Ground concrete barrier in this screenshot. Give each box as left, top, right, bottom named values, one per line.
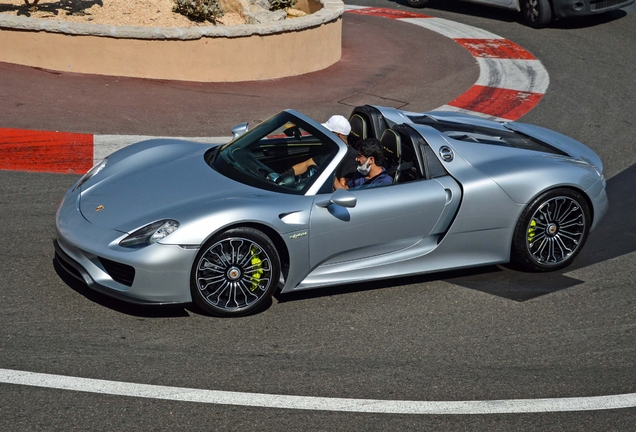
left=0, top=0, right=343, bottom=82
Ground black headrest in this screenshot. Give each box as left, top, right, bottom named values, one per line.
left=380, top=129, right=401, bottom=168
left=349, top=105, right=388, bottom=143
left=348, top=113, right=367, bottom=148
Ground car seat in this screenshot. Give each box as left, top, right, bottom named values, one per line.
left=348, top=105, right=388, bottom=148
left=348, top=114, right=367, bottom=147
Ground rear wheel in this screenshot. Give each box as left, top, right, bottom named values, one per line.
left=520, top=0, right=552, bottom=28
left=191, top=228, right=280, bottom=317
left=512, top=188, right=590, bottom=271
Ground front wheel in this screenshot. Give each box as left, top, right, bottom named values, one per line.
left=512, top=188, right=591, bottom=272
left=520, top=0, right=552, bottom=28
left=191, top=228, right=280, bottom=317
left=406, top=0, right=430, bottom=8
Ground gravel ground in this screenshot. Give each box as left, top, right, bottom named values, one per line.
left=0, top=0, right=245, bottom=26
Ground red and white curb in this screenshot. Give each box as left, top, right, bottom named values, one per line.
left=0, top=131, right=229, bottom=174
left=0, top=7, right=548, bottom=174
left=347, top=6, right=549, bottom=120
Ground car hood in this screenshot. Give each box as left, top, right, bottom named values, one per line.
left=78, top=140, right=250, bottom=232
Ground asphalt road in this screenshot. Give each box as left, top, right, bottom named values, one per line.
left=2, top=2, right=636, bottom=430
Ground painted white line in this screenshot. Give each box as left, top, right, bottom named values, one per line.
left=2, top=368, right=635, bottom=414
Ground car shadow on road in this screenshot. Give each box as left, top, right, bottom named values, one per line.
left=279, top=163, right=636, bottom=304
left=450, top=163, right=635, bottom=300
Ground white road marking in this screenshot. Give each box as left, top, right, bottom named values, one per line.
left=400, top=16, right=503, bottom=40
left=2, top=368, right=635, bottom=414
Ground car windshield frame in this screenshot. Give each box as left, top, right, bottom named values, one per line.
left=209, top=110, right=345, bottom=195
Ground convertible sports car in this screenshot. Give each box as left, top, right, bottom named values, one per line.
left=54, top=105, right=608, bottom=317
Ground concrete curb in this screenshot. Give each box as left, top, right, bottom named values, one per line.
left=0, top=7, right=549, bottom=174
left=0, top=1, right=344, bottom=81
left=0, top=0, right=344, bottom=39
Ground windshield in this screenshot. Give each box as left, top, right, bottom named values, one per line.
left=210, top=111, right=340, bottom=194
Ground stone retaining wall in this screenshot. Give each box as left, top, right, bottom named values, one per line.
left=0, top=0, right=343, bottom=82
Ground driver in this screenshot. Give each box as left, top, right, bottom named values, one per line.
left=283, top=115, right=357, bottom=189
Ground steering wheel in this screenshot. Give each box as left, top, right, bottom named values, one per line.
left=269, top=165, right=318, bottom=189
left=274, top=172, right=296, bottom=187
left=290, top=165, right=318, bottom=190
left=297, top=165, right=318, bottom=182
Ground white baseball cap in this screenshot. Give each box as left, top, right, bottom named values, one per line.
left=321, top=115, right=351, bottom=136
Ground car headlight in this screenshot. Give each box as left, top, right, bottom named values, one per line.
left=119, top=220, right=180, bottom=248
left=73, top=157, right=108, bottom=191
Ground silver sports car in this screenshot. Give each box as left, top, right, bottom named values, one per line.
left=54, top=105, right=608, bottom=317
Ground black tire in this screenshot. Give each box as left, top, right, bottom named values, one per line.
left=520, top=0, right=552, bottom=28
left=406, top=0, right=430, bottom=8
left=512, top=188, right=591, bottom=272
left=191, top=228, right=280, bottom=317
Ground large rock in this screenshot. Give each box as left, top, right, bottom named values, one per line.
left=218, top=0, right=287, bottom=23
left=245, top=9, right=287, bottom=24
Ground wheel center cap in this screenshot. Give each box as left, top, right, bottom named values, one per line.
left=547, top=223, right=558, bottom=235
left=227, top=266, right=242, bottom=281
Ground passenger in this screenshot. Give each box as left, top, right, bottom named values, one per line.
left=334, top=138, right=392, bottom=190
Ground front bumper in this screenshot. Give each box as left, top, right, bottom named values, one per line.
left=54, top=240, right=177, bottom=305
left=54, top=237, right=197, bottom=305
left=553, top=0, right=635, bottom=19
left=55, top=193, right=197, bottom=305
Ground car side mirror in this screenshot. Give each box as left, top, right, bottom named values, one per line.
left=317, top=188, right=357, bottom=208
left=231, top=123, right=249, bottom=140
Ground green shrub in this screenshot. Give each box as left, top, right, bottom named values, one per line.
left=269, top=0, right=297, bottom=11
left=173, top=0, right=224, bottom=23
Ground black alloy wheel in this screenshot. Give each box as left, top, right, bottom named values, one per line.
left=512, top=188, right=591, bottom=271
left=191, top=228, right=280, bottom=317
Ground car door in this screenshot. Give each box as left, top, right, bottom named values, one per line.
left=308, top=179, right=450, bottom=269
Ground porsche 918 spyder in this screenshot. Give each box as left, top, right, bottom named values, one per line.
left=54, top=105, right=608, bottom=316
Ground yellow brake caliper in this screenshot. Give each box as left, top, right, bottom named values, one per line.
left=249, top=246, right=264, bottom=292
left=527, top=219, right=537, bottom=244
